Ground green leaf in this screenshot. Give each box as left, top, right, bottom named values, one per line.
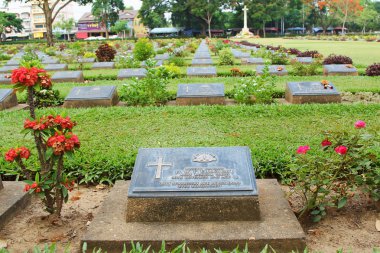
left=312, top=215, right=322, bottom=222
left=45, top=148, right=53, bottom=160
left=311, top=210, right=320, bottom=215
left=337, top=197, right=347, bottom=209
left=34, top=172, right=40, bottom=183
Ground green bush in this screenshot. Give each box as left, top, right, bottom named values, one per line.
left=290, top=61, right=321, bottom=76
left=218, top=48, right=234, bottom=65
left=115, top=55, right=140, bottom=68
left=133, top=38, right=155, bottom=61
left=0, top=53, right=11, bottom=61
left=119, top=66, right=170, bottom=106
left=270, top=51, right=288, bottom=65
left=233, top=65, right=277, bottom=104
left=34, top=89, right=63, bottom=108
left=167, top=56, right=186, bottom=67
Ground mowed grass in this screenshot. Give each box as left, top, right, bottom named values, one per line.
left=241, top=38, right=380, bottom=66
left=0, top=104, right=379, bottom=183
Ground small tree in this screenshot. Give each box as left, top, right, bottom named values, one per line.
left=333, top=0, right=363, bottom=35
left=133, top=38, right=155, bottom=61
left=0, top=11, right=23, bottom=41
left=4, top=52, right=80, bottom=219
left=53, top=17, right=75, bottom=41
left=91, top=0, right=125, bottom=39
left=111, top=20, right=130, bottom=39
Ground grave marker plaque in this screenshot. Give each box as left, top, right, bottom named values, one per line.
left=41, top=58, right=60, bottom=64
left=92, top=62, right=115, bottom=69
left=256, top=65, right=288, bottom=76
left=43, top=64, right=68, bottom=71
left=126, top=146, right=259, bottom=222
left=117, top=68, right=147, bottom=79
left=155, top=53, right=170, bottom=60
left=0, top=89, right=18, bottom=110
left=63, top=86, right=119, bottom=108
left=51, top=71, right=84, bottom=83
left=191, top=58, right=213, bottom=66
left=285, top=81, right=341, bottom=104
left=323, top=64, right=358, bottom=76
left=241, top=57, right=265, bottom=65
left=193, top=52, right=211, bottom=59
left=187, top=67, right=216, bottom=77
left=0, top=65, right=18, bottom=73
left=176, top=83, right=225, bottom=105
left=295, top=57, right=313, bottom=64
left=5, top=59, right=20, bottom=66
left=0, top=74, right=12, bottom=85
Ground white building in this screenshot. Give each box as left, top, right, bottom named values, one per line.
left=0, top=1, right=32, bottom=39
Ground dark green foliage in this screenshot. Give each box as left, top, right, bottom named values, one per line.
left=34, top=89, right=63, bottom=108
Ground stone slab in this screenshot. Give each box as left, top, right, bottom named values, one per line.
left=81, top=179, right=306, bottom=253
left=5, top=59, right=20, bottom=66
left=285, top=82, right=341, bottom=104
left=241, top=57, right=265, bottom=65
left=0, top=74, right=12, bottom=85
left=79, top=58, right=96, bottom=63
left=118, top=68, right=147, bottom=79
left=155, top=53, right=170, bottom=60
left=92, top=62, right=115, bottom=69
left=51, top=71, right=84, bottom=83
left=41, top=58, right=60, bottom=64
left=141, top=60, right=163, bottom=67
left=187, top=67, right=216, bottom=77
left=176, top=83, right=225, bottom=105
left=256, top=65, right=288, bottom=76
left=295, top=57, right=313, bottom=64
left=0, top=65, right=18, bottom=73
left=63, top=86, right=118, bottom=108
left=193, top=52, right=211, bottom=59
left=43, top=64, right=68, bottom=71
left=0, top=89, right=18, bottom=110
left=191, top=58, right=213, bottom=66
left=323, top=64, right=358, bottom=76
left=0, top=181, right=31, bottom=229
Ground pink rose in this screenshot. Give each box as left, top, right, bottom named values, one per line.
left=335, top=145, right=348, bottom=155
left=354, top=120, right=366, bottom=129
left=296, top=145, right=310, bottom=154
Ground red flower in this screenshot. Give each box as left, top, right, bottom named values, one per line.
left=31, top=182, right=38, bottom=189
left=354, top=120, right=366, bottom=129
left=18, top=147, right=31, bottom=159
left=5, top=148, right=17, bottom=162
left=296, top=145, right=310, bottom=154
left=335, top=145, right=348, bottom=155
left=23, top=184, right=31, bottom=192
left=24, top=119, right=37, bottom=129
left=39, top=73, right=52, bottom=89
left=5, top=147, right=31, bottom=162
left=35, top=187, right=41, bottom=193
left=321, top=139, right=332, bottom=147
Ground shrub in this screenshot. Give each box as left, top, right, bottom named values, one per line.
left=34, top=89, right=63, bottom=108
left=365, top=63, right=380, bottom=76
left=0, top=53, right=11, bottom=61
left=291, top=61, right=321, bottom=76
left=115, top=55, right=140, bottom=68
left=286, top=121, right=379, bottom=222
left=298, top=50, right=321, bottom=58
left=230, top=68, right=244, bottom=77
left=95, top=43, right=117, bottom=62
left=167, top=56, right=185, bottom=67
left=119, top=66, right=170, bottom=106
left=83, top=52, right=96, bottom=58
left=161, top=64, right=181, bottom=78
left=233, top=64, right=277, bottom=104
left=218, top=48, right=234, bottom=65
left=44, top=47, right=56, bottom=56
left=270, top=51, right=288, bottom=65
left=323, top=54, right=353, bottom=65
left=133, top=38, right=155, bottom=61
left=286, top=48, right=301, bottom=55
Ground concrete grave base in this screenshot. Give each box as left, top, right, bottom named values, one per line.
left=82, top=179, right=306, bottom=252
left=176, top=97, right=225, bottom=106
left=0, top=91, right=18, bottom=111
left=285, top=93, right=341, bottom=104
left=0, top=181, right=31, bottom=228
left=63, top=92, right=119, bottom=108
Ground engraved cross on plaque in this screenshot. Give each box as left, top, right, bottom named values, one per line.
left=147, top=157, right=173, bottom=179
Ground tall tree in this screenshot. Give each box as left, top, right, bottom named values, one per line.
left=111, top=20, right=130, bottom=38
left=7, top=0, right=91, bottom=46
left=303, top=0, right=339, bottom=33
left=139, top=0, right=169, bottom=29
left=187, top=0, right=229, bottom=37
left=0, top=11, right=23, bottom=41
left=91, top=0, right=125, bottom=39
left=355, top=3, right=379, bottom=33
left=53, top=17, right=75, bottom=41
left=333, top=0, right=363, bottom=34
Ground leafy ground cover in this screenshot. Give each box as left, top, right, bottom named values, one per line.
left=1, top=104, right=379, bottom=184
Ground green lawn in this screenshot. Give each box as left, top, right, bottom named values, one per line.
left=1, top=104, right=379, bottom=183
left=241, top=38, right=380, bottom=66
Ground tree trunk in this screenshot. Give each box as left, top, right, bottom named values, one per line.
left=263, top=21, right=266, bottom=38
left=342, top=7, right=348, bottom=35
left=208, top=20, right=211, bottom=38
left=43, top=0, right=54, bottom=46
left=104, top=15, right=109, bottom=39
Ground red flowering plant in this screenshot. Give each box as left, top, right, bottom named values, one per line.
left=285, top=120, right=379, bottom=222
left=2, top=55, right=80, bottom=218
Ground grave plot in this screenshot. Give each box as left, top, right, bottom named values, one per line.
left=241, top=57, right=265, bottom=65
left=82, top=146, right=305, bottom=252
left=191, top=58, right=214, bottom=66
left=187, top=67, right=217, bottom=77
left=285, top=81, right=341, bottom=104
left=141, top=60, right=163, bottom=67
left=176, top=83, right=225, bottom=105
left=256, top=65, right=288, bottom=76
left=5, top=59, right=20, bottom=66
left=51, top=71, right=84, bottom=83
left=63, top=86, right=119, bottom=108
left=118, top=68, right=147, bottom=79
left=79, top=58, right=96, bottom=63
left=193, top=52, right=211, bottom=59
left=0, top=65, right=18, bottom=73
left=0, top=74, right=12, bottom=85
left=323, top=64, right=358, bottom=76
left=43, top=64, right=68, bottom=71
left=92, top=62, right=115, bottom=69
left=295, top=57, right=313, bottom=64
left=0, top=89, right=18, bottom=110
left=155, top=53, right=170, bottom=60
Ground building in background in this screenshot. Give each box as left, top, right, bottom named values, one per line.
left=0, top=1, right=32, bottom=39
left=76, top=10, right=147, bottom=39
